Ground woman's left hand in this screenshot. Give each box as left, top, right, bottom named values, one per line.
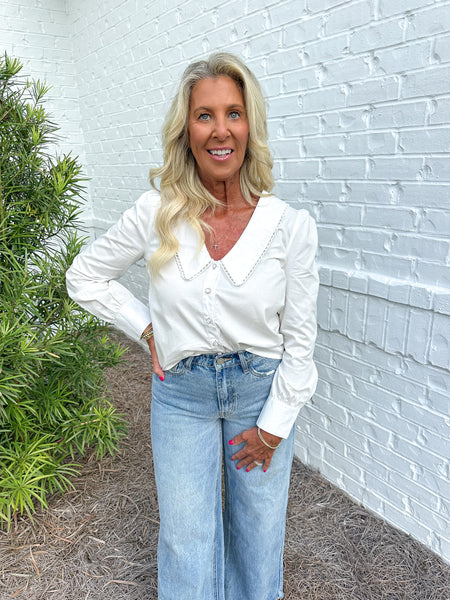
left=229, top=427, right=282, bottom=472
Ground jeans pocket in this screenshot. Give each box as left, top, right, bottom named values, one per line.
left=166, top=357, right=190, bottom=376
left=247, top=354, right=281, bottom=378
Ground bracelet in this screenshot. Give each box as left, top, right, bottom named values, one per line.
left=257, top=427, right=281, bottom=450
left=141, top=325, right=154, bottom=340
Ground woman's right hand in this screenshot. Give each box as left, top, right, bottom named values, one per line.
left=146, top=333, right=164, bottom=381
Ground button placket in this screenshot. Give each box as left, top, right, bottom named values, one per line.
left=202, top=262, right=221, bottom=346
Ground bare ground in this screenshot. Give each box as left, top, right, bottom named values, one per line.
left=0, top=338, right=449, bottom=600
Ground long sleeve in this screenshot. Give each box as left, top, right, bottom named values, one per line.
left=256, top=210, right=319, bottom=438
left=66, top=192, right=159, bottom=342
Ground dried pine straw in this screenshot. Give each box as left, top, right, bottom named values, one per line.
left=1, top=338, right=448, bottom=600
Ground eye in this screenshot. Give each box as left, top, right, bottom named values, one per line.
left=229, top=111, right=240, bottom=119
left=198, top=113, right=210, bottom=121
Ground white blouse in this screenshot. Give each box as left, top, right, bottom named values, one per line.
left=66, top=190, right=319, bottom=438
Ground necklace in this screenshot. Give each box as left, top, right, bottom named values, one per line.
left=202, top=199, right=256, bottom=258
left=210, top=207, right=241, bottom=251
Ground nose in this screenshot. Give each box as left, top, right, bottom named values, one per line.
left=213, top=116, right=229, bottom=140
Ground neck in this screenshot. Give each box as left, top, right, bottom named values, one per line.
left=199, top=174, right=245, bottom=212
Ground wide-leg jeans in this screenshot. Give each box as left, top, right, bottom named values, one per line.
left=151, top=351, right=295, bottom=600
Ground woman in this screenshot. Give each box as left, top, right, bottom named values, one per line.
left=66, top=52, right=318, bottom=600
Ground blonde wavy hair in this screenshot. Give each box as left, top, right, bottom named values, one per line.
left=149, top=52, right=274, bottom=275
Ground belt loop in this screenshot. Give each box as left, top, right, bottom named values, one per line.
left=238, top=351, right=249, bottom=373
left=185, top=356, right=194, bottom=372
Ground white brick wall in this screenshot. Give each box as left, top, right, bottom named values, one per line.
left=0, top=0, right=92, bottom=225
left=1, top=0, right=449, bottom=562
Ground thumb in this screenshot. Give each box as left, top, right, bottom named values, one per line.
left=228, top=432, right=245, bottom=447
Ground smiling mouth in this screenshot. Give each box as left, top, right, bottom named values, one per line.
left=207, top=149, right=233, bottom=156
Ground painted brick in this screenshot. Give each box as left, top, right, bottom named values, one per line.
left=370, top=101, right=426, bottom=129
left=419, top=209, right=450, bottom=235
left=402, top=65, right=450, bottom=100
left=323, top=0, right=371, bottom=36
left=434, top=291, right=450, bottom=317
left=399, top=127, right=450, bottom=154
left=363, top=206, right=418, bottom=231
left=401, top=183, right=450, bottom=209
left=378, top=0, right=434, bottom=19
left=322, top=157, right=366, bottom=178
left=304, top=0, right=350, bottom=13
left=321, top=203, right=363, bottom=226
left=284, top=114, right=321, bottom=136
left=346, top=292, right=366, bottom=342
left=429, top=313, right=450, bottom=370
left=282, top=14, right=324, bottom=47
left=346, top=75, right=400, bottom=107
left=428, top=95, right=450, bottom=127
left=302, top=33, right=351, bottom=65
left=284, top=159, right=321, bottom=179
left=369, top=156, right=425, bottom=180
left=349, top=20, right=404, bottom=53
left=266, top=47, right=302, bottom=75
left=269, top=93, right=304, bottom=117
left=382, top=501, right=434, bottom=548
left=302, top=133, right=346, bottom=156
left=345, top=130, right=397, bottom=155
left=317, top=285, right=331, bottom=330
left=414, top=260, right=450, bottom=289
left=321, top=106, right=369, bottom=133
left=364, top=296, right=387, bottom=347
left=376, top=39, right=431, bottom=75
left=404, top=4, right=450, bottom=42
left=330, top=287, right=348, bottom=333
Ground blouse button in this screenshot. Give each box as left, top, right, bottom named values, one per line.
left=206, top=317, right=212, bottom=324
left=212, top=263, right=218, bottom=270
left=205, top=287, right=211, bottom=294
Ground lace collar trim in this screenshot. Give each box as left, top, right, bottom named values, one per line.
left=174, top=196, right=287, bottom=287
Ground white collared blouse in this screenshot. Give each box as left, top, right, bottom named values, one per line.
left=66, top=190, right=319, bottom=438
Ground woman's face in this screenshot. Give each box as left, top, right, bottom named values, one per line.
left=187, top=76, right=249, bottom=190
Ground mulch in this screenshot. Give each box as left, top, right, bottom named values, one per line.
left=0, top=338, right=449, bottom=600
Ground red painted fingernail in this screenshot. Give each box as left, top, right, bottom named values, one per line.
left=159, top=375, right=164, bottom=381
left=228, top=440, right=234, bottom=445
left=246, top=468, right=250, bottom=472
left=263, top=468, right=267, bottom=472
left=237, top=466, right=241, bottom=470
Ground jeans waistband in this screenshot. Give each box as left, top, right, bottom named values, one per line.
left=180, top=351, right=254, bottom=372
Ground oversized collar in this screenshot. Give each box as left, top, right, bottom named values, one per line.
left=174, top=196, right=287, bottom=286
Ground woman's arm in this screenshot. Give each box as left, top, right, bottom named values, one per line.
left=229, top=210, right=319, bottom=471
left=66, top=192, right=158, bottom=342
left=256, top=210, right=319, bottom=438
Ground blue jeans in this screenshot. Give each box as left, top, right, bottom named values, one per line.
left=151, top=351, right=295, bottom=600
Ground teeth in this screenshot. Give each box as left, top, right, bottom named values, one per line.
left=209, top=149, right=232, bottom=156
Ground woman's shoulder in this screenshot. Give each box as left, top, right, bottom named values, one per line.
left=132, top=189, right=162, bottom=224
left=135, top=188, right=162, bottom=211
left=262, top=194, right=316, bottom=231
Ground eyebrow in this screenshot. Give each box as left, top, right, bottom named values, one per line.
left=192, top=103, right=246, bottom=114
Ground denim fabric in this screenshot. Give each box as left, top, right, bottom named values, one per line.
left=151, top=351, right=295, bottom=600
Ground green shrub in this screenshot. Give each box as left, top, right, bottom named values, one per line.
left=0, top=53, right=127, bottom=528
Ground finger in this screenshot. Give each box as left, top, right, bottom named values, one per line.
left=245, top=460, right=263, bottom=473
left=236, top=457, right=253, bottom=470
left=234, top=450, right=264, bottom=469
left=262, top=454, right=273, bottom=472
left=230, top=448, right=245, bottom=461
left=228, top=432, right=245, bottom=447
left=148, top=338, right=165, bottom=381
